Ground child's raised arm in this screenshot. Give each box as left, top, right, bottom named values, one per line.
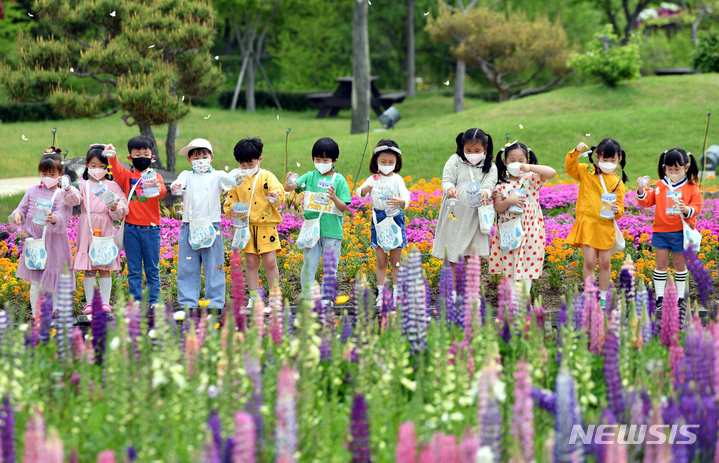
left=636, top=177, right=656, bottom=208
left=61, top=184, right=82, bottom=207
left=521, top=164, right=556, bottom=181
left=565, top=142, right=590, bottom=182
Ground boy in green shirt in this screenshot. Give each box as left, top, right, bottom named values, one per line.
left=284, top=137, right=351, bottom=300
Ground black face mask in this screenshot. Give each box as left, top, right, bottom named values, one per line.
left=131, top=157, right=152, bottom=172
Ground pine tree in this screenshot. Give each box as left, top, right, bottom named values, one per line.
left=0, top=0, right=224, bottom=172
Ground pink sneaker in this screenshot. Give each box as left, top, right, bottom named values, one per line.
left=82, top=304, right=93, bottom=315
left=101, top=304, right=113, bottom=314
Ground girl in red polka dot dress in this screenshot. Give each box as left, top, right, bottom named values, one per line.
left=489, top=141, right=556, bottom=299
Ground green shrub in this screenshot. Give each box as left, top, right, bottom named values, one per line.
left=639, top=31, right=694, bottom=75
left=693, top=30, right=719, bottom=73
left=0, top=102, right=65, bottom=123
left=569, top=26, right=642, bottom=87
left=217, top=89, right=314, bottom=111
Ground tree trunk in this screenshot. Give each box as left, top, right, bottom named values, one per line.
left=224, top=18, right=234, bottom=55
left=165, top=120, right=178, bottom=173
left=406, top=0, right=416, bottom=97
left=351, top=0, right=370, bottom=135
left=454, top=59, right=465, bottom=113
left=245, top=53, right=256, bottom=112
left=498, top=87, right=509, bottom=102
left=139, top=123, right=165, bottom=170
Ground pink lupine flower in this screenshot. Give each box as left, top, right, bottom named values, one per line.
left=660, top=278, right=680, bottom=347
left=233, top=411, right=256, bottom=463
left=269, top=286, right=283, bottom=346
left=185, top=326, right=199, bottom=380
left=71, top=327, right=85, bottom=361
left=84, top=337, right=95, bottom=365
left=459, top=431, right=479, bottom=463
left=669, top=342, right=685, bottom=385
left=395, top=422, right=417, bottom=463
left=22, top=409, right=45, bottom=463
left=197, top=311, right=207, bottom=349
left=275, top=365, right=296, bottom=463
left=254, top=296, right=265, bottom=337
left=463, top=249, right=481, bottom=339
left=230, top=251, right=247, bottom=332
left=44, top=429, right=64, bottom=463
left=96, top=450, right=116, bottom=463
left=585, top=277, right=604, bottom=354
left=496, top=276, right=512, bottom=325
left=419, top=445, right=435, bottom=463
left=512, top=360, right=534, bottom=462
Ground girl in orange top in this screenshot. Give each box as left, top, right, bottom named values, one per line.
left=565, top=139, right=627, bottom=307
left=636, top=148, right=702, bottom=319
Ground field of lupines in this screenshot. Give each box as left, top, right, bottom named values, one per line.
left=0, top=241, right=717, bottom=462
left=1, top=178, right=719, bottom=316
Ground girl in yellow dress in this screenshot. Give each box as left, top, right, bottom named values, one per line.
left=565, top=139, right=627, bottom=307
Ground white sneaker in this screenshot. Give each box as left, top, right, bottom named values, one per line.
left=376, top=286, right=384, bottom=308
left=246, top=297, right=254, bottom=310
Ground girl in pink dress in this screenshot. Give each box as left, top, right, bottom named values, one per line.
left=11, top=150, right=74, bottom=315
left=62, top=145, right=128, bottom=313
left=489, top=141, right=556, bottom=302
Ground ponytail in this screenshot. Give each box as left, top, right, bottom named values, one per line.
left=619, top=149, right=628, bottom=183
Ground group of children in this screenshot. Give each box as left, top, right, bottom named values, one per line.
left=11, top=127, right=703, bottom=317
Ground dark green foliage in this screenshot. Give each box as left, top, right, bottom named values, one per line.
left=217, top=88, right=313, bottom=111
left=693, top=30, right=719, bottom=73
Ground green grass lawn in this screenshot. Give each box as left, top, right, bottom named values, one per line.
left=1, top=74, right=718, bottom=187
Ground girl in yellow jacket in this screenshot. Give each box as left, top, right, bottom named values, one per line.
left=565, top=139, right=627, bottom=307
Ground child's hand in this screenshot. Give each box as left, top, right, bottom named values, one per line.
left=326, top=186, right=337, bottom=202
left=576, top=142, right=589, bottom=153
left=507, top=191, right=525, bottom=207
left=171, top=184, right=182, bottom=192
left=46, top=213, right=57, bottom=225
left=480, top=190, right=490, bottom=205
left=611, top=202, right=619, bottom=213
left=267, top=191, right=279, bottom=202
left=109, top=203, right=118, bottom=212
left=447, top=187, right=458, bottom=199
left=13, top=213, right=22, bottom=226
left=636, top=177, right=646, bottom=192
left=519, top=164, right=532, bottom=173
left=362, top=184, right=373, bottom=196
left=387, top=197, right=405, bottom=207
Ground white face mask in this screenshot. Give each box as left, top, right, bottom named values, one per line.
left=243, top=165, right=260, bottom=178
left=506, top=162, right=523, bottom=177
left=378, top=164, right=396, bottom=175
left=664, top=169, right=686, bottom=184
left=41, top=176, right=59, bottom=189
left=464, top=152, right=485, bottom=165
left=88, top=168, right=107, bottom=181
left=315, top=162, right=333, bottom=175
left=192, top=159, right=212, bottom=174
left=598, top=161, right=618, bottom=174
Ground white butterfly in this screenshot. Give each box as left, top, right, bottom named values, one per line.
left=214, top=56, right=219, bottom=60
left=424, top=11, right=429, bottom=15
left=444, top=81, right=450, bottom=85
left=204, top=114, right=211, bottom=119
left=27, top=13, right=33, bottom=17
left=22, top=135, right=28, bottom=141
left=110, top=11, right=116, bottom=17
left=586, top=133, right=591, bottom=137
left=148, top=45, right=155, bottom=49
left=519, top=124, right=524, bottom=129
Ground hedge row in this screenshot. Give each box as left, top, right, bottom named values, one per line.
left=0, top=102, right=66, bottom=123
left=217, top=89, right=313, bottom=112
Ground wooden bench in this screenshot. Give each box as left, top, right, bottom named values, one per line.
left=307, top=76, right=407, bottom=119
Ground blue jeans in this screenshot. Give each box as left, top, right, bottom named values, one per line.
left=178, top=223, right=226, bottom=309
left=301, top=236, right=342, bottom=295
left=124, top=224, right=161, bottom=305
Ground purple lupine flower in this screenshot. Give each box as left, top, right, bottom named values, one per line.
left=321, top=248, right=338, bottom=305
left=275, top=365, right=297, bottom=463
left=361, top=282, right=371, bottom=328
left=480, top=294, right=487, bottom=326
left=320, top=336, right=331, bottom=362
left=283, top=303, right=293, bottom=338
left=698, top=332, right=715, bottom=397
left=223, top=438, right=234, bottom=463
left=203, top=435, right=221, bottom=463
left=128, top=446, right=137, bottom=462
left=425, top=276, right=433, bottom=321
left=233, top=411, right=255, bottom=463
left=244, top=356, right=264, bottom=447
left=500, top=319, right=511, bottom=344
left=661, top=278, right=680, bottom=347
left=404, top=250, right=428, bottom=356
left=349, top=393, right=371, bottom=463
left=463, top=250, right=481, bottom=338
left=697, top=395, right=718, bottom=461
left=341, top=314, right=352, bottom=345
left=128, top=302, right=141, bottom=363
left=554, top=369, right=582, bottom=462
left=572, top=292, right=585, bottom=331
left=55, top=266, right=74, bottom=361
left=437, top=256, right=453, bottom=325
left=681, top=325, right=702, bottom=394
left=380, top=288, right=394, bottom=323
left=604, top=310, right=625, bottom=421
left=647, top=287, right=660, bottom=338
left=678, top=392, right=698, bottom=462
left=619, top=269, right=634, bottom=312
left=38, top=293, right=52, bottom=343
left=208, top=409, right=222, bottom=457
left=684, top=246, right=713, bottom=306
left=230, top=251, right=246, bottom=332
left=1, top=395, right=15, bottom=463
left=556, top=301, right=568, bottom=363
left=635, top=279, right=648, bottom=318
left=476, top=363, right=502, bottom=462
left=0, top=308, right=8, bottom=349
left=496, top=276, right=512, bottom=326
left=454, top=258, right=466, bottom=328
left=91, top=287, right=107, bottom=365
left=512, top=361, right=534, bottom=462
left=531, top=388, right=556, bottom=414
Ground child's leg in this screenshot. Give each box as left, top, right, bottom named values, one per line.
left=143, top=226, right=162, bottom=307
left=672, top=252, right=688, bottom=298
left=124, top=225, right=144, bottom=303
left=389, top=248, right=402, bottom=287
left=83, top=271, right=97, bottom=306
left=301, top=243, right=323, bottom=295
left=246, top=253, right=261, bottom=291
left=177, top=224, right=202, bottom=310
left=29, top=280, right=40, bottom=315
left=375, top=248, right=388, bottom=286
left=200, top=225, right=226, bottom=309
left=97, top=270, right=112, bottom=306
left=260, top=251, right=279, bottom=289
left=596, top=248, right=613, bottom=297
left=581, top=245, right=598, bottom=284
left=654, top=249, right=670, bottom=301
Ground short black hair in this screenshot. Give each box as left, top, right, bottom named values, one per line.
left=233, top=137, right=264, bottom=163
left=38, top=152, right=63, bottom=175
left=369, top=139, right=402, bottom=175
left=312, top=137, right=340, bottom=161
left=127, top=135, right=155, bottom=154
